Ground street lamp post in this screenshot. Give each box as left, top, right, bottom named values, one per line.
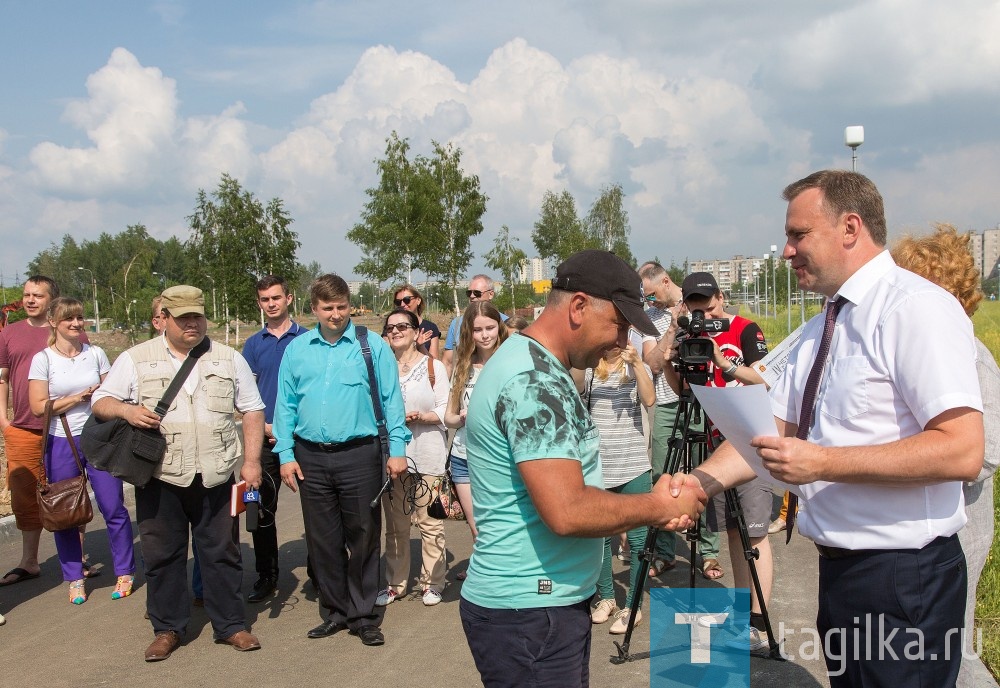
left=762, top=253, right=770, bottom=319
left=786, top=254, right=792, bottom=332
left=152, top=272, right=167, bottom=289
left=845, top=125, right=864, bottom=172
left=77, top=267, right=100, bottom=333
left=770, top=244, right=778, bottom=322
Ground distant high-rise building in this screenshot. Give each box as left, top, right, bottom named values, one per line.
left=963, top=226, right=1000, bottom=279
left=518, top=257, right=548, bottom=284
left=688, top=255, right=768, bottom=295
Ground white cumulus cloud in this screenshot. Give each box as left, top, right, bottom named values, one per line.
left=29, top=48, right=179, bottom=194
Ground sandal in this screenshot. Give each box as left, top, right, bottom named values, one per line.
left=702, top=558, right=725, bottom=580
left=82, top=561, right=102, bottom=579
left=69, top=579, right=87, bottom=605
left=648, top=558, right=676, bottom=577
left=112, top=575, right=135, bottom=600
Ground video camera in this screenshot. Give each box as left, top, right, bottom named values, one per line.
left=674, top=310, right=730, bottom=386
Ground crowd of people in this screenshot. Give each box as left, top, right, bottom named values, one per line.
left=0, top=169, right=996, bottom=687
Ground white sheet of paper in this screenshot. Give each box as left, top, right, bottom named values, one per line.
left=690, top=384, right=801, bottom=497
left=625, top=328, right=644, bottom=378
left=752, top=322, right=805, bottom=388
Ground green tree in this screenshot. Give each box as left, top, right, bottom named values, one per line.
left=346, top=132, right=438, bottom=288
left=485, top=225, right=528, bottom=315
left=187, top=173, right=300, bottom=323
left=585, top=183, right=634, bottom=265
left=421, top=141, right=488, bottom=314
left=27, top=235, right=86, bottom=302
left=532, top=190, right=588, bottom=267
left=667, top=260, right=686, bottom=285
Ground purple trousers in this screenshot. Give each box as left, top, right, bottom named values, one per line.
left=46, top=435, right=136, bottom=581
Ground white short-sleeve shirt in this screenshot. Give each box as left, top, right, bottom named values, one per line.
left=770, top=251, right=983, bottom=549
left=93, top=335, right=264, bottom=415
left=28, top=344, right=110, bottom=436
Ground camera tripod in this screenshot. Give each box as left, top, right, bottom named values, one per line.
left=613, top=386, right=784, bottom=663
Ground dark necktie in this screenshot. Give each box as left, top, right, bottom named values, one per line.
left=784, top=296, right=844, bottom=543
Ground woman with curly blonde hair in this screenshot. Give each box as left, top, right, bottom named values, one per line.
left=892, top=223, right=998, bottom=688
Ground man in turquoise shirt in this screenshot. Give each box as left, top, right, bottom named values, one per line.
left=274, top=274, right=410, bottom=647
left=461, top=250, right=707, bottom=687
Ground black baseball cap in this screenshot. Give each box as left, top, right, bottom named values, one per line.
left=681, top=272, right=720, bottom=300
left=551, top=250, right=658, bottom=336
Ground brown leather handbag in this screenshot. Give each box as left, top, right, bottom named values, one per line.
left=36, top=402, right=94, bottom=532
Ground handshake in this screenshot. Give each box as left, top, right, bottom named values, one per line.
left=649, top=472, right=710, bottom=532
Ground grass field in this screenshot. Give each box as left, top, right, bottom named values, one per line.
left=747, top=300, right=1000, bottom=678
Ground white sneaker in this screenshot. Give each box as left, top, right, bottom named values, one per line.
left=609, top=608, right=641, bottom=635
left=591, top=598, right=618, bottom=624
left=726, top=626, right=769, bottom=652
left=375, top=588, right=399, bottom=606
left=698, top=605, right=734, bottom=628
left=767, top=518, right=787, bottom=535
left=421, top=588, right=442, bottom=606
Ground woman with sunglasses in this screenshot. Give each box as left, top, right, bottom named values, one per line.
left=377, top=308, right=451, bottom=607
left=392, top=284, right=440, bottom=359
left=444, top=302, right=509, bottom=546
left=27, top=297, right=135, bottom=604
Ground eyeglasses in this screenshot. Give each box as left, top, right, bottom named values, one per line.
left=467, top=289, right=492, bottom=298
left=385, top=323, right=415, bottom=333
left=393, top=296, right=416, bottom=306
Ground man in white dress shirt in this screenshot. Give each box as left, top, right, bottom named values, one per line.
left=672, top=170, right=984, bottom=685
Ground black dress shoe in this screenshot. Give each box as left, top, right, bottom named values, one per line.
left=247, top=576, right=277, bottom=603
left=355, top=625, right=385, bottom=646
left=307, top=620, right=347, bottom=639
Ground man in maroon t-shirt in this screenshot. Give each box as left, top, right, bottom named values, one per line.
left=0, top=275, right=80, bottom=585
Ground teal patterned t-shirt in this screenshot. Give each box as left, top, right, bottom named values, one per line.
left=461, top=334, right=604, bottom=609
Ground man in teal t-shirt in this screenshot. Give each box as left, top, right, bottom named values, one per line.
left=460, top=250, right=707, bottom=688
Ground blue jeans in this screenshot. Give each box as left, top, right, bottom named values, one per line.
left=461, top=598, right=592, bottom=687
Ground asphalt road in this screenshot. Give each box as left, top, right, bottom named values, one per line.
left=0, top=486, right=831, bottom=687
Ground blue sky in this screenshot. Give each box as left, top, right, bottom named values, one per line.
left=3, top=0, right=999, bottom=286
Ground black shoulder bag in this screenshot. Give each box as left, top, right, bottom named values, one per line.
left=82, top=336, right=211, bottom=488
left=356, top=326, right=393, bottom=506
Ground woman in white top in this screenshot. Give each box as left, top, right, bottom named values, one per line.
left=444, top=302, right=509, bottom=543
left=27, top=298, right=135, bottom=605
left=376, top=308, right=451, bottom=607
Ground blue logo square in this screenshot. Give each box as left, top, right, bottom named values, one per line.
left=650, top=588, right=751, bottom=687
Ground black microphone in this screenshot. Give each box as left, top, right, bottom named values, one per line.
left=244, top=489, right=260, bottom=532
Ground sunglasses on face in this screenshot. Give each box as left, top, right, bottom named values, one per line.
left=385, top=323, right=415, bottom=333
left=393, top=296, right=416, bottom=306
left=467, top=289, right=491, bottom=298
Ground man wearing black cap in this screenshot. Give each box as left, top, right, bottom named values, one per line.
left=663, top=271, right=774, bottom=651
left=459, top=250, right=707, bottom=687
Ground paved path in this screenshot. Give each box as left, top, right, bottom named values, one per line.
left=1, top=487, right=831, bottom=687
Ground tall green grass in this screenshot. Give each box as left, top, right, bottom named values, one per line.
left=973, top=301, right=1000, bottom=678
left=742, top=301, right=1000, bottom=679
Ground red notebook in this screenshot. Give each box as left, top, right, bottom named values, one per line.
left=231, top=480, right=248, bottom=517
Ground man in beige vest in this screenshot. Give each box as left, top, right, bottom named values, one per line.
left=93, top=286, right=265, bottom=662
